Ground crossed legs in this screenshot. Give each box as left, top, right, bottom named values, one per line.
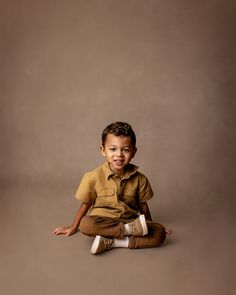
left=79, top=215, right=166, bottom=251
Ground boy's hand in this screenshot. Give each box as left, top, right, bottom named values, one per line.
left=164, top=226, right=173, bottom=235
left=52, top=226, right=77, bottom=237
left=52, top=203, right=91, bottom=237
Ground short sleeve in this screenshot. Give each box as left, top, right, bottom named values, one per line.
left=75, top=173, right=97, bottom=204
left=138, top=174, right=154, bottom=203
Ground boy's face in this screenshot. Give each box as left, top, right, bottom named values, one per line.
left=100, top=134, right=137, bottom=175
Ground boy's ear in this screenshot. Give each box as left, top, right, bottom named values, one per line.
left=100, top=145, right=106, bottom=157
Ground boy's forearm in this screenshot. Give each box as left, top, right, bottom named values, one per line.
left=138, top=202, right=152, bottom=221
left=71, top=202, right=91, bottom=230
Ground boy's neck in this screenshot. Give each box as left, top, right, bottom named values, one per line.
left=108, top=162, right=128, bottom=177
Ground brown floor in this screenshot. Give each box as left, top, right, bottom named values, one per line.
left=0, top=184, right=234, bottom=295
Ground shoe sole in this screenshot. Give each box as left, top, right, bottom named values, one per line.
left=90, top=235, right=101, bottom=254
left=140, top=214, right=148, bottom=236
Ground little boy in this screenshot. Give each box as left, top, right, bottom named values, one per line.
left=53, top=122, right=172, bottom=254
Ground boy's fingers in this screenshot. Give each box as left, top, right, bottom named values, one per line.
left=53, top=227, right=60, bottom=232
left=54, top=227, right=65, bottom=232
left=53, top=227, right=73, bottom=236
left=55, top=231, right=64, bottom=235
left=53, top=228, right=65, bottom=235
left=165, top=228, right=173, bottom=235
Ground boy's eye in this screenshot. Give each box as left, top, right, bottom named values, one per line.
left=108, top=147, right=130, bottom=153
left=123, top=149, right=130, bottom=153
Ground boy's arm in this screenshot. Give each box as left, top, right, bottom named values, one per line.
left=53, top=202, right=91, bottom=236
left=138, top=202, right=152, bottom=221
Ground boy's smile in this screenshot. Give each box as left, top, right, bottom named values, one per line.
left=100, top=134, right=137, bottom=175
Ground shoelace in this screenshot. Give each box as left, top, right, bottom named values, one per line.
left=128, top=220, right=141, bottom=235
left=104, top=238, right=113, bottom=249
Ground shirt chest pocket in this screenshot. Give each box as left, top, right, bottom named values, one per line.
left=95, top=188, right=116, bottom=206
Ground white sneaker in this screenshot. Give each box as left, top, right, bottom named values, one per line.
left=126, top=214, right=148, bottom=236
left=90, top=235, right=114, bottom=255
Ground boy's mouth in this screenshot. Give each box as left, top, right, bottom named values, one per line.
left=114, top=160, right=124, bottom=165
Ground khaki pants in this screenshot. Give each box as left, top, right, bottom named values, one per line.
left=79, top=215, right=166, bottom=249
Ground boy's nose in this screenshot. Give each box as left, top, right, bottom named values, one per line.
left=116, top=150, right=123, bottom=156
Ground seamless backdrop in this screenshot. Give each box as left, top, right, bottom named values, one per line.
left=0, top=1, right=235, bottom=295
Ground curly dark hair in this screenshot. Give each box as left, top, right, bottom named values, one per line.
left=101, top=121, right=136, bottom=147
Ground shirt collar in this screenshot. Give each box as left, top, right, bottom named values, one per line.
left=102, top=161, right=139, bottom=180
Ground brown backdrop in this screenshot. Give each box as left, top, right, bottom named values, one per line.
left=1, top=1, right=235, bottom=295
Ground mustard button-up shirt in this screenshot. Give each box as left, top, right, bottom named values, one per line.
left=75, top=162, right=153, bottom=219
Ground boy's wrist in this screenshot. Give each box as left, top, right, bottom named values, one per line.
left=71, top=225, right=79, bottom=231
